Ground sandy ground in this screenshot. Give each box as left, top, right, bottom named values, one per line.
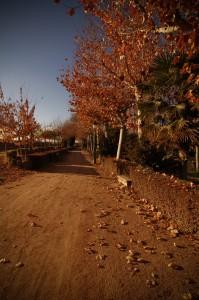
left=0, top=150, right=199, bottom=300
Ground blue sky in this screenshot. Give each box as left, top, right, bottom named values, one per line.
left=0, top=0, right=88, bottom=126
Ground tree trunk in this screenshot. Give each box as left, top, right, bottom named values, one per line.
left=87, top=136, right=89, bottom=152
left=134, top=86, right=142, bottom=140
left=96, top=128, right=101, bottom=163
left=196, top=145, right=199, bottom=172
left=93, top=130, right=97, bottom=164
left=137, top=109, right=142, bottom=140
left=116, top=127, right=124, bottom=161
left=181, top=160, right=188, bottom=179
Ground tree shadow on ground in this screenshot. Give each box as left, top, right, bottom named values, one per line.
left=39, top=150, right=99, bottom=176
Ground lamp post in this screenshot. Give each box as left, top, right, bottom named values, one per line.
left=93, top=122, right=97, bottom=164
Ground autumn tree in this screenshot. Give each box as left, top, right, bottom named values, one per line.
left=40, top=129, right=55, bottom=146
left=61, top=115, right=77, bottom=139
left=0, top=85, right=16, bottom=149
left=79, top=0, right=198, bottom=55
left=14, top=92, right=40, bottom=149
left=0, top=86, right=40, bottom=150
left=60, top=1, right=179, bottom=158
left=59, top=0, right=199, bottom=161
left=60, top=23, right=142, bottom=158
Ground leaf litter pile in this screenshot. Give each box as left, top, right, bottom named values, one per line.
left=0, top=165, right=32, bottom=185
left=83, top=177, right=199, bottom=299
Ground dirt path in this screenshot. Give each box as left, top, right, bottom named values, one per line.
left=0, top=151, right=199, bottom=300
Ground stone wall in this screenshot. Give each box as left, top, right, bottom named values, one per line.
left=98, top=157, right=199, bottom=233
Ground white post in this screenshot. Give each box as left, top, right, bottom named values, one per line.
left=196, top=145, right=199, bottom=172
left=96, top=128, right=100, bottom=162
left=116, top=127, right=123, bottom=161
left=103, top=124, right=108, bottom=138
left=137, top=109, right=142, bottom=140
left=134, top=86, right=142, bottom=140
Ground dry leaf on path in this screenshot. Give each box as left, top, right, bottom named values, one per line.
left=168, top=262, right=184, bottom=270
left=0, top=258, right=10, bottom=264
left=116, top=243, right=127, bottom=251
left=121, top=219, right=128, bottom=225
left=15, top=262, right=24, bottom=268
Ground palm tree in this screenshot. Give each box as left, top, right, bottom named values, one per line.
left=139, top=52, right=199, bottom=178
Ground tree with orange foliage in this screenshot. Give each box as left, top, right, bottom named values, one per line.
left=0, top=85, right=16, bottom=149
left=14, top=95, right=40, bottom=149
left=83, top=1, right=199, bottom=100
left=0, top=86, right=40, bottom=150
left=61, top=6, right=171, bottom=156
left=59, top=0, right=198, bottom=159
left=60, top=23, right=139, bottom=158
left=79, top=0, right=198, bottom=55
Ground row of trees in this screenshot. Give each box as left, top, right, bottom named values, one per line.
left=0, top=87, right=39, bottom=150
left=0, top=86, right=77, bottom=152
left=59, top=0, right=199, bottom=175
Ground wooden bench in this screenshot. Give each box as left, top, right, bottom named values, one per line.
left=117, top=175, right=132, bottom=187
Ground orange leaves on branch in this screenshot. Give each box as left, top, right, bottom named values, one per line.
left=15, top=97, right=39, bottom=147
left=185, top=90, right=199, bottom=103
left=0, top=86, right=40, bottom=147
left=61, top=0, right=199, bottom=131
left=172, top=56, right=181, bottom=65
left=129, top=4, right=138, bottom=17
left=60, top=10, right=160, bottom=128
left=81, top=0, right=97, bottom=12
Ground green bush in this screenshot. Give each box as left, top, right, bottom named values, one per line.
left=122, top=133, right=190, bottom=178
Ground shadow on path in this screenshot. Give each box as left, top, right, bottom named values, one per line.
left=40, top=150, right=99, bottom=176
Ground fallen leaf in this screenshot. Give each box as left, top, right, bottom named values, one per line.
left=161, top=251, right=173, bottom=258
left=137, top=240, right=147, bottom=245
left=133, top=267, right=139, bottom=274
left=127, top=231, right=133, bottom=236
left=96, top=254, right=106, bottom=261
left=0, top=258, right=10, bottom=264
left=99, top=241, right=109, bottom=247
left=121, top=219, right=128, bottom=225
left=27, top=213, right=38, bottom=218
left=87, top=242, right=95, bottom=246
left=143, top=246, right=156, bottom=251
left=156, top=237, right=167, bottom=241
left=84, top=247, right=96, bottom=254
left=126, top=204, right=134, bottom=208
left=146, top=279, right=158, bottom=287
left=15, top=262, right=24, bottom=268
left=168, top=262, right=183, bottom=270
left=97, top=263, right=104, bottom=268
left=151, top=272, right=158, bottom=278
left=137, top=258, right=149, bottom=264
left=116, top=243, right=127, bottom=251
left=170, top=229, right=179, bottom=238
left=98, top=222, right=108, bottom=229
left=173, top=243, right=186, bottom=248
